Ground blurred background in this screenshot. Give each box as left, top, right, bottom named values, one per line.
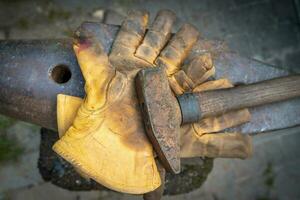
left=0, top=0, right=300, bottom=199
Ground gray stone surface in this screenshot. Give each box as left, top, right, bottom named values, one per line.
left=0, top=122, right=43, bottom=192
left=3, top=183, right=101, bottom=200
left=0, top=0, right=300, bottom=199
left=0, top=31, right=4, bottom=40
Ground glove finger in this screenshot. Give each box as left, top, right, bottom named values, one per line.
left=170, top=38, right=227, bottom=91
left=193, top=108, right=251, bottom=137
left=180, top=131, right=253, bottom=159
left=168, top=70, right=195, bottom=95
left=168, top=53, right=215, bottom=95
left=182, top=52, right=215, bottom=86
left=193, top=78, right=232, bottom=92
left=110, top=10, right=149, bottom=57
left=73, top=30, right=115, bottom=111
left=155, top=23, right=200, bottom=76
left=135, top=9, right=176, bottom=64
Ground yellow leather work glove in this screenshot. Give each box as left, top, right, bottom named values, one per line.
left=55, top=9, right=252, bottom=194
left=53, top=9, right=201, bottom=194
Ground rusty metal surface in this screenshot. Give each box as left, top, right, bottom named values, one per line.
left=136, top=67, right=181, bottom=174
left=0, top=22, right=299, bottom=133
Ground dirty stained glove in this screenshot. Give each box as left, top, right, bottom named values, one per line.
left=55, top=9, right=253, bottom=195
left=53, top=10, right=180, bottom=194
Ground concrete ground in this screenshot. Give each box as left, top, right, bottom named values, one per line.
left=0, top=0, right=300, bottom=199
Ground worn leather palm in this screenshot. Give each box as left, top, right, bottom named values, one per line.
left=54, top=9, right=252, bottom=195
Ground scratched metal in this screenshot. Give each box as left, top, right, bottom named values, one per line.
left=0, top=22, right=299, bottom=133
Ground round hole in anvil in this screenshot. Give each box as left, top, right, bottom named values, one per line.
left=51, top=65, right=72, bottom=84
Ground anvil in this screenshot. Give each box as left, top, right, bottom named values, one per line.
left=0, top=22, right=299, bottom=134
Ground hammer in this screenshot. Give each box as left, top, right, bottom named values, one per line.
left=135, top=67, right=300, bottom=174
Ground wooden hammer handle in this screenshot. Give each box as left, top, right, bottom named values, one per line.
left=195, top=75, right=300, bottom=119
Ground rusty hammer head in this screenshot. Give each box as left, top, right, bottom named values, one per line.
left=135, top=67, right=182, bottom=174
